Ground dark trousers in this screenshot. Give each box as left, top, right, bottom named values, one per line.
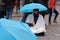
left=49, top=9, right=59, bottom=23
left=22, top=13, right=32, bottom=22
left=22, top=0, right=32, bottom=23
left=0, top=12, right=4, bottom=18
left=0, top=11, right=6, bottom=18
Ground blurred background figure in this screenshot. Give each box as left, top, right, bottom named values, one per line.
left=48, top=0, right=59, bottom=25
left=14, top=0, right=20, bottom=14
left=0, top=0, right=6, bottom=18
left=3, top=0, right=15, bottom=19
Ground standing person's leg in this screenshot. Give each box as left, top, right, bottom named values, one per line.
left=49, top=9, right=52, bottom=25
left=0, top=12, right=4, bottom=18
left=22, top=13, right=30, bottom=23
left=6, top=9, right=13, bottom=19
left=53, top=9, right=59, bottom=23
left=6, top=9, right=9, bottom=19
left=9, top=9, right=13, bottom=19
left=21, top=0, right=32, bottom=22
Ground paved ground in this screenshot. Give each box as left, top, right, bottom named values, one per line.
left=12, top=3, right=60, bottom=40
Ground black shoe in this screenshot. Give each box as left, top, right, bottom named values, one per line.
left=35, top=32, right=45, bottom=36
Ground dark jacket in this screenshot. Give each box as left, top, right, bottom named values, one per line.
left=0, top=0, right=6, bottom=12
left=0, top=0, right=6, bottom=18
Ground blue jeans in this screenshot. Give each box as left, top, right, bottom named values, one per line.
left=49, top=9, right=59, bottom=23
left=6, top=9, right=13, bottom=19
